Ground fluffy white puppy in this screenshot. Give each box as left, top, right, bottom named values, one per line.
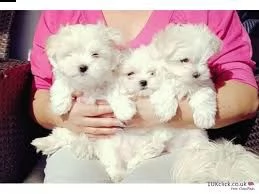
left=150, top=23, right=221, bottom=129
left=170, top=140, right=259, bottom=183
left=150, top=23, right=259, bottom=182
left=45, top=23, right=123, bottom=115
left=31, top=23, right=136, bottom=165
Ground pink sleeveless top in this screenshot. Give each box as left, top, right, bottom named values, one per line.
left=30, top=10, right=257, bottom=89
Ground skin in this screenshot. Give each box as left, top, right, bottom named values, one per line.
left=32, top=11, right=259, bottom=137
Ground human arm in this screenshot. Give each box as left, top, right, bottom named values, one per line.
left=131, top=80, right=258, bottom=129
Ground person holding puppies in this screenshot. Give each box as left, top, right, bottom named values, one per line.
left=30, top=10, right=258, bottom=183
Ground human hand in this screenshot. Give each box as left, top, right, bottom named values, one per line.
left=59, top=92, right=125, bottom=138
left=124, top=97, right=194, bottom=129
left=124, top=97, right=161, bottom=128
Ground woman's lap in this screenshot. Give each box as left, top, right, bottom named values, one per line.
left=44, top=147, right=174, bottom=183
left=44, top=147, right=111, bottom=183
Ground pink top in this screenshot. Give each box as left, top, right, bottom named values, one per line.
left=30, top=10, right=258, bottom=90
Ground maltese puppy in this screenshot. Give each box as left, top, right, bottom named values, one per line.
left=149, top=23, right=221, bottom=129
left=45, top=23, right=123, bottom=115
left=31, top=23, right=136, bottom=165
left=150, top=23, right=259, bottom=182
left=170, top=139, right=259, bottom=183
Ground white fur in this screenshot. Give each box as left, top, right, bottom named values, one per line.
left=170, top=140, right=259, bottom=183
left=150, top=23, right=222, bottom=128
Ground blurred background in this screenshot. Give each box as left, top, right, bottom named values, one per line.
left=9, top=10, right=40, bottom=60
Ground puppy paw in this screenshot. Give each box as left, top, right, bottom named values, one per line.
left=127, top=158, right=142, bottom=172
left=70, top=137, right=95, bottom=160
left=155, top=103, right=177, bottom=123
left=193, top=111, right=215, bottom=129
left=116, top=105, right=136, bottom=121
left=150, top=93, right=178, bottom=123
left=50, top=80, right=73, bottom=115
left=111, top=98, right=137, bottom=121
left=107, top=167, right=126, bottom=183
left=51, top=96, right=72, bottom=115
left=31, top=137, right=62, bottom=156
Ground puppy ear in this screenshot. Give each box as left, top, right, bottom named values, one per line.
left=151, top=25, right=178, bottom=59
left=45, top=34, right=60, bottom=67
left=105, top=27, right=123, bottom=46
left=112, top=49, right=132, bottom=76
left=111, top=49, right=130, bottom=73
left=209, top=33, right=222, bottom=56
left=200, top=24, right=223, bottom=59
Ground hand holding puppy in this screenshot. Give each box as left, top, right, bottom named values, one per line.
left=60, top=92, right=125, bottom=138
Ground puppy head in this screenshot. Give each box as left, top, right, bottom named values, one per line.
left=46, top=23, right=122, bottom=87
left=118, top=46, right=165, bottom=97
left=152, top=23, right=222, bottom=84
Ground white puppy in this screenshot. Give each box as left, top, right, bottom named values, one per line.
left=150, top=23, right=259, bottom=182
left=45, top=23, right=123, bottom=115
left=150, top=23, right=221, bottom=128
left=170, top=139, right=259, bottom=183
left=31, top=23, right=136, bottom=164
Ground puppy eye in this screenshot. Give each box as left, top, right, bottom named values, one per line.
left=127, top=72, right=135, bottom=76
left=180, top=58, right=189, bottom=63
left=92, top=52, right=99, bottom=58
left=150, top=71, right=156, bottom=76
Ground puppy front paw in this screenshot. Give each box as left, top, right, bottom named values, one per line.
left=150, top=93, right=178, bottom=123
left=31, top=137, right=62, bottom=156
left=193, top=111, right=215, bottom=129
left=114, top=102, right=137, bottom=121
left=106, top=167, right=126, bottom=183
left=109, top=96, right=137, bottom=121
left=51, top=96, right=72, bottom=115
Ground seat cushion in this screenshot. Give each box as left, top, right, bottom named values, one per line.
left=23, top=156, right=45, bottom=183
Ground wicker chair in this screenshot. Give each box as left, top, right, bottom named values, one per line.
left=0, top=10, right=259, bottom=183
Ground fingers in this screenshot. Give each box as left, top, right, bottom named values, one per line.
left=83, top=127, right=121, bottom=135
left=81, top=117, right=125, bottom=128
left=78, top=104, right=114, bottom=116
left=72, top=91, right=83, bottom=97
left=87, top=134, right=112, bottom=139
left=99, top=113, right=115, bottom=118
left=96, top=100, right=108, bottom=105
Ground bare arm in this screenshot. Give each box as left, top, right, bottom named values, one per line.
left=31, top=89, right=63, bottom=129
left=134, top=80, right=258, bottom=129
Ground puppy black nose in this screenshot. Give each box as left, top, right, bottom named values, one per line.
left=192, top=72, right=200, bottom=78
left=79, top=65, right=88, bottom=73
left=139, top=80, right=147, bottom=87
